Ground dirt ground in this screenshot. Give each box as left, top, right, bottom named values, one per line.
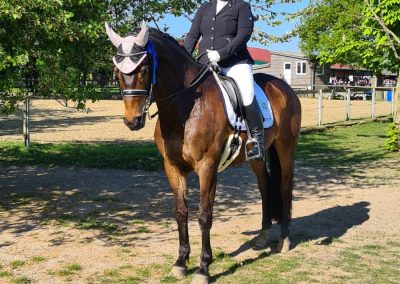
left=0, top=99, right=399, bottom=283
left=0, top=157, right=399, bottom=283
left=0, top=99, right=393, bottom=143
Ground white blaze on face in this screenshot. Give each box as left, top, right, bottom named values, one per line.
left=105, top=21, right=149, bottom=74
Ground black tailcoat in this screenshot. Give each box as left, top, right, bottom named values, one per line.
left=184, top=0, right=254, bottom=68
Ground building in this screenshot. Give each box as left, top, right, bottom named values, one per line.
left=248, top=49, right=318, bottom=88
left=247, top=47, right=397, bottom=88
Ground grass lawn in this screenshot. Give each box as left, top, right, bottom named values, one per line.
left=0, top=121, right=396, bottom=172
left=0, top=142, right=161, bottom=171
left=297, top=121, right=397, bottom=168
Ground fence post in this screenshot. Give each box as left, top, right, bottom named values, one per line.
left=23, top=95, right=30, bottom=147
left=371, top=87, right=376, bottom=118
left=346, top=88, right=351, bottom=121
left=392, top=87, right=395, bottom=116
left=318, top=89, right=323, bottom=126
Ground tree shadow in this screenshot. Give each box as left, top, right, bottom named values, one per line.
left=215, top=201, right=370, bottom=282
left=0, top=154, right=388, bottom=248
left=210, top=251, right=271, bottom=282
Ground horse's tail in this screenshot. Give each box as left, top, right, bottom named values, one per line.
left=266, top=144, right=283, bottom=223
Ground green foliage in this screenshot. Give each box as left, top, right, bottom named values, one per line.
left=385, top=123, right=400, bottom=151
left=297, top=0, right=400, bottom=73
left=0, top=0, right=111, bottom=114
left=0, top=0, right=301, bottom=115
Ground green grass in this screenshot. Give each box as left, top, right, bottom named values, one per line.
left=0, top=121, right=395, bottom=173
left=51, top=213, right=120, bottom=234
left=10, top=260, right=25, bottom=269
left=92, top=195, right=121, bottom=203
left=0, top=271, right=12, bottom=277
left=76, top=218, right=119, bottom=233
left=11, top=276, right=30, bottom=284
left=1, top=121, right=396, bottom=173
left=87, top=261, right=172, bottom=284
left=31, top=256, right=46, bottom=263
left=48, top=263, right=82, bottom=277
left=297, top=121, right=397, bottom=169
left=0, top=141, right=162, bottom=171
left=330, top=244, right=400, bottom=283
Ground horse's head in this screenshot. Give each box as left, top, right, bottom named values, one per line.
left=105, top=21, right=153, bottom=131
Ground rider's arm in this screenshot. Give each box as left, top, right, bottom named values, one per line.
left=217, top=2, right=254, bottom=61
left=184, top=6, right=203, bottom=55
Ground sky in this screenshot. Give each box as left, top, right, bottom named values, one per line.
left=154, top=0, right=310, bottom=53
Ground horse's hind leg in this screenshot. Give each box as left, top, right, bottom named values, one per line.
left=192, top=161, right=217, bottom=284
left=250, top=159, right=272, bottom=248
left=274, top=141, right=295, bottom=253
left=164, top=159, right=190, bottom=278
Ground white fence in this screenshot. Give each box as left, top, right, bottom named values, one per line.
left=294, top=85, right=396, bottom=127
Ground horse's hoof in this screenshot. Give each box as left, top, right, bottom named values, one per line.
left=252, top=229, right=270, bottom=248
left=276, top=237, right=290, bottom=253
left=191, top=273, right=210, bottom=284
left=170, top=266, right=187, bottom=279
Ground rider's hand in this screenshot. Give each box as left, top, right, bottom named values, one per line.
left=206, top=49, right=220, bottom=65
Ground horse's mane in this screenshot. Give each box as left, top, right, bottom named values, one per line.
left=148, top=28, right=199, bottom=65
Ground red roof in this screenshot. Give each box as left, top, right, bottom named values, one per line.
left=248, top=47, right=271, bottom=63
left=330, top=64, right=368, bottom=71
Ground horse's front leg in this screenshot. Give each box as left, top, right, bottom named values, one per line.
left=164, top=159, right=190, bottom=279
left=192, top=161, right=217, bottom=284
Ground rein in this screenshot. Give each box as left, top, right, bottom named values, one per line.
left=147, top=63, right=210, bottom=119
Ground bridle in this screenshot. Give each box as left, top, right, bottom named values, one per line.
left=116, top=47, right=155, bottom=125
left=117, top=51, right=153, bottom=97
left=116, top=40, right=211, bottom=121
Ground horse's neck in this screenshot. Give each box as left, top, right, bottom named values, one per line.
left=152, top=39, right=204, bottom=127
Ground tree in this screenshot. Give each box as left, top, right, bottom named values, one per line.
left=297, top=0, right=400, bottom=149
left=363, top=0, right=400, bottom=125
left=0, top=0, right=299, bottom=115
left=0, top=0, right=111, bottom=114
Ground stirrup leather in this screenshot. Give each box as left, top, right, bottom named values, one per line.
left=245, top=138, right=263, bottom=161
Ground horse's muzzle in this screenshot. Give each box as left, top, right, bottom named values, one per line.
left=124, top=116, right=146, bottom=131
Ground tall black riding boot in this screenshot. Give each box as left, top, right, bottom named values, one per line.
left=244, top=98, right=264, bottom=161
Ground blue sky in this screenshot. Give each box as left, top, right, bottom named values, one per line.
left=154, top=0, right=310, bottom=52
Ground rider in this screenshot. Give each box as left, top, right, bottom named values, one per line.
left=184, top=0, right=264, bottom=160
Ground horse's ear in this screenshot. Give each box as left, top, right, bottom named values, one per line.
left=135, top=20, right=149, bottom=47
left=105, top=22, right=122, bottom=48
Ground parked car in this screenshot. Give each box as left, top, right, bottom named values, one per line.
left=363, top=90, right=372, bottom=100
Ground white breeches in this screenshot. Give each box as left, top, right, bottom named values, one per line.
left=219, top=63, right=255, bottom=106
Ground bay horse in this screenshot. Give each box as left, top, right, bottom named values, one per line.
left=106, top=23, right=301, bottom=283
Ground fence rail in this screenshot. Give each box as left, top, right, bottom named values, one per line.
left=294, top=85, right=397, bottom=127
left=2, top=83, right=397, bottom=146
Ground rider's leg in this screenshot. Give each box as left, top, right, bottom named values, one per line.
left=220, top=64, right=264, bottom=160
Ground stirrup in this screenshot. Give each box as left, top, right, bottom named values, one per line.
left=245, top=138, right=264, bottom=161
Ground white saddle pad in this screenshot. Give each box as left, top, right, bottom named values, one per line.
left=213, top=72, right=274, bottom=130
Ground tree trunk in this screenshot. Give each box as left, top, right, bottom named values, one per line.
left=394, top=71, right=400, bottom=124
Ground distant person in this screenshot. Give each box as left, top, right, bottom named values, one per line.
left=184, top=0, right=264, bottom=160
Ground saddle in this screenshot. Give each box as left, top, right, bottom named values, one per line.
left=212, top=70, right=274, bottom=172
left=217, top=74, right=243, bottom=117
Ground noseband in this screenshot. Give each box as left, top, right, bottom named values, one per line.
left=118, top=51, right=153, bottom=98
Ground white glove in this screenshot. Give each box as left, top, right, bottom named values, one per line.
left=206, top=49, right=220, bottom=65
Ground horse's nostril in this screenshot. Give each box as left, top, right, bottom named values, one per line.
left=124, top=117, right=142, bottom=130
